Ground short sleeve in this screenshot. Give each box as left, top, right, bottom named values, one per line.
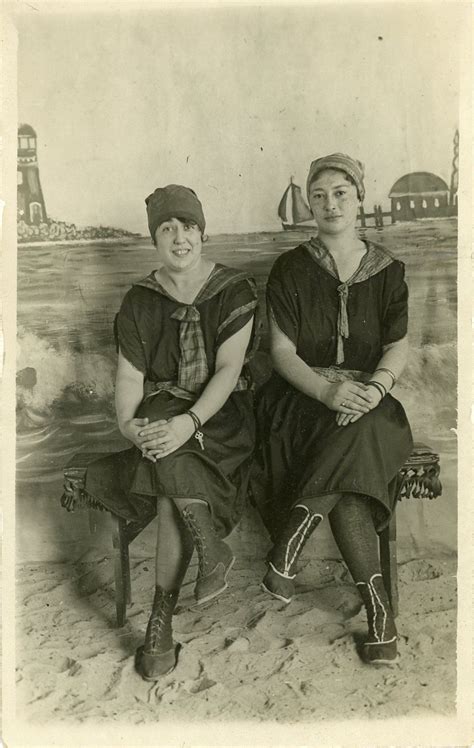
left=215, top=278, right=259, bottom=348
left=382, top=261, right=409, bottom=345
left=114, top=290, right=147, bottom=374
left=266, top=255, right=300, bottom=345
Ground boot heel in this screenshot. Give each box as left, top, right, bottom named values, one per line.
left=361, top=639, right=399, bottom=666
left=135, top=585, right=179, bottom=681
left=181, top=504, right=235, bottom=605
left=261, top=564, right=295, bottom=603
left=135, top=644, right=179, bottom=681
left=195, top=554, right=235, bottom=606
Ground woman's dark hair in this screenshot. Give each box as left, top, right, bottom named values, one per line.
left=151, top=216, right=207, bottom=246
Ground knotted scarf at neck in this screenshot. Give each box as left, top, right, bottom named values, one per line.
left=304, top=237, right=394, bottom=365
left=135, top=264, right=258, bottom=399
left=170, top=304, right=209, bottom=393
left=336, top=282, right=349, bottom=365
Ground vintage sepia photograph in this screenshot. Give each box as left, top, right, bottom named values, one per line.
left=1, top=0, right=472, bottom=745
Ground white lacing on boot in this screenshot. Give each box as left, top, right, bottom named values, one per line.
left=268, top=504, right=323, bottom=580
left=281, top=505, right=323, bottom=576
left=356, top=573, right=396, bottom=645
left=263, top=505, right=323, bottom=604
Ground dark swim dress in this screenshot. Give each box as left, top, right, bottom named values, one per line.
left=85, top=264, right=259, bottom=539
left=254, top=238, right=413, bottom=539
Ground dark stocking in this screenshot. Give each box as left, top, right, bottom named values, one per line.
left=329, top=495, right=397, bottom=663
left=328, top=494, right=381, bottom=583
left=155, top=496, right=194, bottom=591
left=135, top=497, right=193, bottom=681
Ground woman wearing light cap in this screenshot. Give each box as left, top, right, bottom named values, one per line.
left=255, top=154, right=413, bottom=664
left=85, top=184, right=258, bottom=680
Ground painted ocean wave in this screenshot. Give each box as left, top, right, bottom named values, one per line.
left=16, top=325, right=455, bottom=438
left=16, top=304, right=456, bottom=484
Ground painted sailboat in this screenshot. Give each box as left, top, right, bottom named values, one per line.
left=278, top=177, right=314, bottom=230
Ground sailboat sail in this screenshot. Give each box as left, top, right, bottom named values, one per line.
left=278, top=179, right=313, bottom=227
left=278, top=185, right=292, bottom=223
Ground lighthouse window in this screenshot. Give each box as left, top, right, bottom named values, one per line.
left=396, top=201, right=401, bottom=211
left=28, top=137, right=36, bottom=149
left=434, top=198, right=440, bottom=207
left=17, top=171, right=23, bottom=185
left=422, top=199, right=427, bottom=208
left=19, top=137, right=29, bottom=149
left=29, top=202, right=43, bottom=224
left=409, top=200, right=415, bottom=209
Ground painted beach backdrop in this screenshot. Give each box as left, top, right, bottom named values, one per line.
left=11, top=3, right=466, bottom=725
left=15, top=4, right=460, bottom=566
left=16, top=219, right=457, bottom=564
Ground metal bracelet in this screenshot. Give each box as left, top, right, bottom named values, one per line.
left=186, top=409, right=202, bottom=432
left=374, top=367, right=396, bottom=387
left=367, top=380, right=387, bottom=399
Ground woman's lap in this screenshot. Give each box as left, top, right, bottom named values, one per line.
left=85, top=391, right=255, bottom=536
left=254, top=383, right=413, bottom=533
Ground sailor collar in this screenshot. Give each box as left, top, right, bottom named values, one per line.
left=134, top=262, right=253, bottom=306
left=303, top=236, right=395, bottom=285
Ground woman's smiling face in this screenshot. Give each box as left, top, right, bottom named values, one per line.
left=308, top=169, right=360, bottom=236
left=154, top=217, right=203, bottom=272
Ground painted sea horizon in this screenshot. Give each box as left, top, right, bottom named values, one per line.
left=16, top=218, right=457, bottom=562
left=16, top=214, right=458, bottom=248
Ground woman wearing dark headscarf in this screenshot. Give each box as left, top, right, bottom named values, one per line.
left=85, top=185, right=258, bottom=680
left=255, top=154, right=413, bottom=665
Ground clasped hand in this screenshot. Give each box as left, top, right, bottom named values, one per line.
left=121, top=414, right=195, bottom=461
left=321, top=381, right=382, bottom=427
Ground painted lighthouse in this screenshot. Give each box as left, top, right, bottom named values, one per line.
left=17, top=124, right=48, bottom=225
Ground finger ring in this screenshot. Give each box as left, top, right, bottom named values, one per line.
left=341, top=401, right=346, bottom=407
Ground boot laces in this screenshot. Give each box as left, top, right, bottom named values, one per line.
left=147, top=592, right=174, bottom=653
left=182, top=509, right=207, bottom=574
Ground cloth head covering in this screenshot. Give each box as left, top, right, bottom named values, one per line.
left=306, top=153, right=365, bottom=201
left=145, top=184, right=206, bottom=239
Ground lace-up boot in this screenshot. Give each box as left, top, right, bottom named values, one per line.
left=135, top=585, right=179, bottom=680
left=180, top=503, right=235, bottom=605
left=356, top=573, right=398, bottom=664
left=262, top=504, right=323, bottom=603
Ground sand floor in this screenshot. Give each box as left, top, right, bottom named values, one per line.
left=16, top=553, right=456, bottom=725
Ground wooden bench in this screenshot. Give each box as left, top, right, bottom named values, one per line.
left=61, top=442, right=441, bottom=626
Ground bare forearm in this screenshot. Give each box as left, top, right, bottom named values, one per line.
left=188, top=364, right=242, bottom=425
left=272, top=347, right=330, bottom=402
left=115, top=375, right=144, bottom=432
left=370, top=336, right=409, bottom=392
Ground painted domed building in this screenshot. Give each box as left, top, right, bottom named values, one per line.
left=388, top=172, right=449, bottom=222
left=17, top=124, right=48, bottom=225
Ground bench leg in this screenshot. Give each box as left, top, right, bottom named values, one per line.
left=88, top=509, right=98, bottom=535
left=379, top=512, right=399, bottom=618
left=124, top=531, right=132, bottom=606
left=111, top=515, right=131, bottom=627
